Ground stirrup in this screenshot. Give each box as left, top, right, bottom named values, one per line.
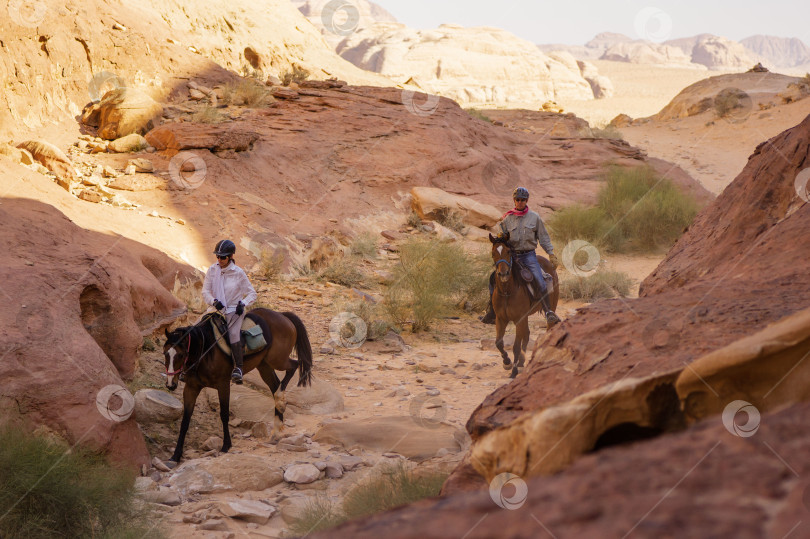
left=479, top=310, right=496, bottom=325
left=231, top=368, right=243, bottom=384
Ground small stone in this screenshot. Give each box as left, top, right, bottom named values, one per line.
left=78, top=189, right=102, bottom=203
left=202, top=436, right=223, bottom=451
left=320, top=344, right=335, bottom=355
left=283, top=463, right=321, bottom=484
left=439, top=367, right=456, bottom=375
left=426, top=389, right=441, bottom=397
left=218, top=499, right=276, bottom=524
left=251, top=422, right=270, bottom=439
left=128, top=158, right=154, bottom=172
left=324, top=462, right=343, bottom=478
left=152, top=457, right=171, bottom=472
left=199, top=519, right=229, bottom=531
left=125, top=164, right=136, bottom=175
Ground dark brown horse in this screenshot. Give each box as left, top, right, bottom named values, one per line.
left=489, top=233, right=559, bottom=378
left=162, top=308, right=312, bottom=465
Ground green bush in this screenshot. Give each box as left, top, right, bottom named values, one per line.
left=337, top=299, right=393, bottom=341
left=190, top=105, right=226, bottom=124
left=433, top=207, right=466, bottom=233
left=0, top=425, right=160, bottom=539
left=713, top=88, right=747, bottom=118
left=406, top=212, right=423, bottom=228
left=289, top=463, right=448, bottom=535
left=549, top=166, right=699, bottom=253
left=384, top=240, right=489, bottom=331
left=259, top=249, right=286, bottom=281
left=560, top=270, right=634, bottom=301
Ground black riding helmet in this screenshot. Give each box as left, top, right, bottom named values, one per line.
left=214, top=239, right=236, bottom=257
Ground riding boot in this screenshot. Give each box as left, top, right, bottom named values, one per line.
left=479, top=272, right=496, bottom=325
left=231, top=343, right=244, bottom=384
left=539, top=293, right=562, bottom=328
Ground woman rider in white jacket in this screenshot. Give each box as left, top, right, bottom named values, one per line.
left=202, top=239, right=257, bottom=384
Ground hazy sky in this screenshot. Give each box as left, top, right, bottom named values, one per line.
left=369, top=0, right=810, bottom=45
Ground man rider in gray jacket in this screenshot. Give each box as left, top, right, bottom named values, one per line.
left=481, top=187, right=562, bottom=327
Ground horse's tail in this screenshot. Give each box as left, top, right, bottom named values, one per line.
left=282, top=312, right=313, bottom=387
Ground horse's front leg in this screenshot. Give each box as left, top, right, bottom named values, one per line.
left=170, top=382, right=202, bottom=464
left=217, top=382, right=232, bottom=453
left=515, top=317, right=531, bottom=370
left=495, top=315, right=511, bottom=370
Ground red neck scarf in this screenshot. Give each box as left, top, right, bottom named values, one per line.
left=502, top=205, right=529, bottom=219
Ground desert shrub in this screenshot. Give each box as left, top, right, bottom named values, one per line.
left=141, top=337, right=157, bottom=351
left=350, top=232, right=378, bottom=259
left=433, top=207, right=466, bottom=233
left=281, top=66, right=310, bottom=86
left=714, top=88, right=747, bottom=118
left=318, top=256, right=365, bottom=288
left=190, top=105, right=226, bottom=124
left=222, top=78, right=273, bottom=107
left=548, top=166, right=698, bottom=253
left=384, top=240, right=489, bottom=331
left=288, top=497, right=345, bottom=536
left=466, top=108, right=492, bottom=123
left=406, top=211, right=423, bottom=228
left=337, top=299, right=393, bottom=341
left=591, top=125, right=623, bottom=140
left=560, top=270, right=634, bottom=301
left=0, top=425, right=161, bottom=539
left=289, top=464, right=447, bottom=535
left=342, top=463, right=447, bottom=520
left=259, top=249, right=286, bottom=281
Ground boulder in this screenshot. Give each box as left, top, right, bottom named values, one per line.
left=81, top=87, right=163, bottom=140
left=609, top=113, right=634, bottom=128
left=144, top=123, right=260, bottom=152
left=108, top=134, right=148, bottom=153
left=284, top=463, right=321, bottom=484
left=286, top=376, right=344, bottom=415
left=313, top=416, right=465, bottom=461
left=228, top=385, right=277, bottom=424
left=15, top=140, right=76, bottom=188
left=107, top=174, right=164, bottom=191
left=139, top=488, right=182, bottom=506
left=169, top=454, right=284, bottom=496
left=410, top=187, right=501, bottom=228
left=324, top=462, right=343, bottom=478
left=134, top=389, right=183, bottom=424
left=218, top=498, right=276, bottom=524
left=78, top=189, right=103, bottom=203
left=127, top=158, right=154, bottom=172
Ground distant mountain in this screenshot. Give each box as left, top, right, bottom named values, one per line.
left=741, top=35, right=810, bottom=68
left=290, top=0, right=398, bottom=47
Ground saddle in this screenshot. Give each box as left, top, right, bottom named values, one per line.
left=514, top=259, right=553, bottom=302
left=202, top=312, right=271, bottom=356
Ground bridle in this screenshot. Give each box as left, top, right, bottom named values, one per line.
left=165, top=316, right=241, bottom=380
left=493, top=243, right=514, bottom=296
left=166, top=332, right=192, bottom=377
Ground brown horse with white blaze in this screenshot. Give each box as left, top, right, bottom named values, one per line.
left=489, top=232, right=559, bottom=378
left=162, top=308, right=312, bottom=465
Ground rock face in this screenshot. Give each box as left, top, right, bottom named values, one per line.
left=336, top=23, right=605, bottom=105
left=741, top=35, right=810, bottom=69
left=410, top=187, right=501, bottom=228
left=459, top=114, right=810, bottom=486
left=144, top=123, right=261, bottom=152
left=601, top=41, right=695, bottom=67
left=0, top=196, right=193, bottom=467
left=312, top=401, right=810, bottom=538
left=291, top=0, right=397, bottom=48
left=15, top=140, right=77, bottom=188
left=81, top=87, right=163, bottom=140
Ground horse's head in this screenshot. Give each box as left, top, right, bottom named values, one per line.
left=163, top=327, right=190, bottom=391
left=489, top=232, right=512, bottom=283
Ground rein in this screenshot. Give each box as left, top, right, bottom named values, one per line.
left=166, top=316, right=239, bottom=379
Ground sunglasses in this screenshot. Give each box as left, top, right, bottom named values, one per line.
left=514, top=198, right=527, bottom=202
left=216, top=255, right=229, bottom=260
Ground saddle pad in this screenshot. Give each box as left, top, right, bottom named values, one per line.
left=210, top=313, right=268, bottom=356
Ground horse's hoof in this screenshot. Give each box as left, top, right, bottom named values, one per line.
left=220, top=446, right=230, bottom=454
left=502, top=361, right=512, bottom=371
left=510, top=369, right=518, bottom=379
left=164, top=460, right=178, bottom=470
